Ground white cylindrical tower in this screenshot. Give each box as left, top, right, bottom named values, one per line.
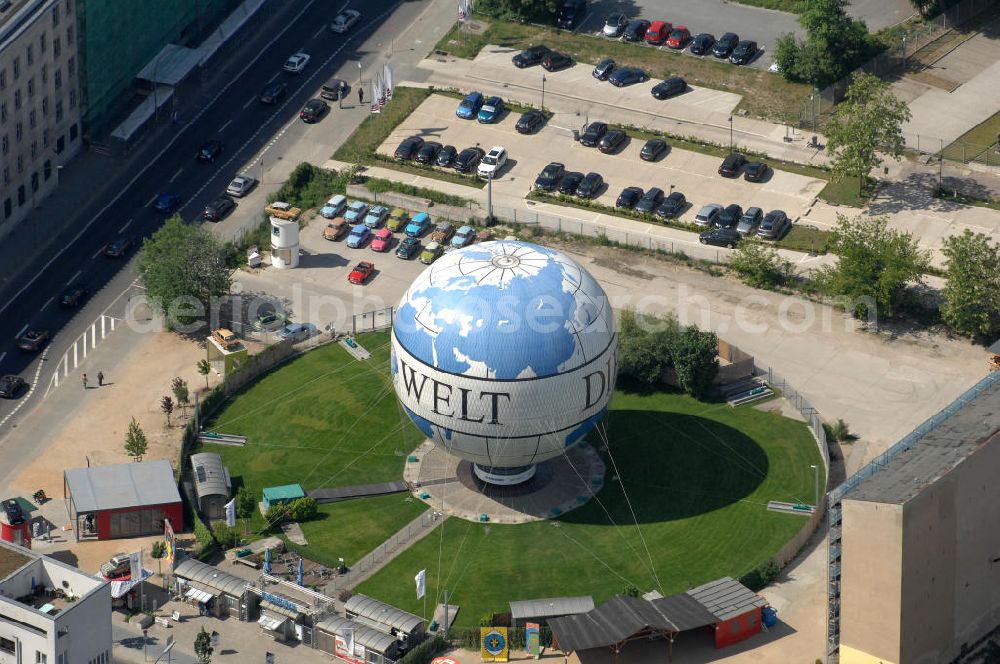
left=270, top=216, right=299, bottom=269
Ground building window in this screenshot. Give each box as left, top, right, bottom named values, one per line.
left=1, top=134, right=7, bottom=153
left=2, top=166, right=8, bottom=184
left=41, top=64, right=48, bottom=85
left=52, top=4, right=60, bottom=27
left=14, top=89, right=21, bottom=110
left=69, top=123, right=77, bottom=140
left=3, top=198, right=10, bottom=218
left=0, top=68, right=5, bottom=89
left=31, top=172, right=39, bottom=191
left=54, top=69, right=62, bottom=90
left=31, top=140, right=37, bottom=158
left=42, top=97, right=48, bottom=117
left=15, top=122, right=22, bottom=141
left=53, top=36, right=60, bottom=58
left=56, top=135, right=64, bottom=153
left=13, top=57, right=19, bottom=79
left=0, top=636, right=14, bottom=653
left=28, top=77, right=34, bottom=97
left=17, top=155, right=23, bottom=173
left=67, top=58, right=74, bottom=77
left=27, top=44, right=34, bottom=66
left=42, top=128, right=48, bottom=146
left=40, top=33, right=47, bottom=54
left=0, top=101, right=6, bottom=123
left=36, top=650, right=48, bottom=663
left=29, top=110, right=36, bottom=128
left=44, top=159, right=52, bottom=180
left=69, top=89, right=76, bottom=109
left=66, top=26, right=73, bottom=45
left=55, top=100, right=63, bottom=122
left=66, top=0, right=72, bottom=12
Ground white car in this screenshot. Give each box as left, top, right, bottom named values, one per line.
left=225, top=174, right=257, bottom=198
left=283, top=52, right=311, bottom=74
left=330, top=9, right=361, bottom=33
left=477, top=146, right=507, bottom=179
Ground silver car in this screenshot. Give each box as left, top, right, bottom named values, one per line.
left=694, top=203, right=723, bottom=227
left=737, top=207, right=763, bottom=235
left=226, top=175, right=257, bottom=198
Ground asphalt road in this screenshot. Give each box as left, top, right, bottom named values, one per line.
left=0, top=0, right=409, bottom=426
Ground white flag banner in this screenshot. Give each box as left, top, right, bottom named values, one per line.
left=378, top=72, right=387, bottom=106
left=224, top=498, right=236, bottom=528
left=458, top=0, right=466, bottom=21
left=415, top=569, right=426, bottom=599
left=344, top=628, right=354, bottom=654
left=383, top=64, right=393, bottom=101
left=129, top=551, right=142, bottom=580
left=370, top=78, right=380, bottom=113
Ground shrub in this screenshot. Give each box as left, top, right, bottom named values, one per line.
left=397, top=636, right=450, bottom=664
left=288, top=497, right=318, bottom=522
left=264, top=504, right=287, bottom=526
left=211, top=522, right=241, bottom=550
left=728, top=238, right=790, bottom=289
left=739, top=558, right=780, bottom=591
left=193, top=518, right=215, bottom=558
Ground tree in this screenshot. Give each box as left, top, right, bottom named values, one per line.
left=774, top=0, right=878, bottom=87
left=235, top=486, right=256, bottom=520
left=194, top=627, right=213, bottom=664
left=476, top=0, right=559, bottom=22
left=941, top=230, right=1000, bottom=340
left=288, top=497, right=318, bottom=521
left=617, top=309, right=678, bottom=385
left=621, top=584, right=640, bottom=598
left=124, top=417, right=148, bottom=462
left=825, top=72, right=912, bottom=196
left=197, top=359, right=212, bottom=389
left=137, top=216, right=232, bottom=328
left=171, top=377, right=190, bottom=414
left=671, top=327, right=719, bottom=399
left=150, top=540, right=166, bottom=583
left=820, top=214, right=930, bottom=318
left=160, top=396, right=175, bottom=426
left=728, top=238, right=791, bottom=289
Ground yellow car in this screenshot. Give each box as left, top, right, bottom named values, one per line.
left=419, top=241, right=443, bottom=265
left=264, top=201, right=302, bottom=220
left=386, top=208, right=409, bottom=232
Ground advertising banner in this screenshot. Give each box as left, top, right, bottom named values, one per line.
left=526, top=622, right=540, bottom=656
left=481, top=627, right=509, bottom=662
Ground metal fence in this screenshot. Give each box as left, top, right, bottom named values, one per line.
left=351, top=307, right=396, bottom=335
left=755, top=364, right=830, bottom=473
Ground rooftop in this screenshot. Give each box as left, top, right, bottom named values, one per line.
left=686, top=576, right=766, bottom=622
left=0, top=545, right=31, bottom=580
left=0, top=540, right=106, bottom=616
left=190, top=453, right=231, bottom=500
left=509, top=596, right=595, bottom=620
left=847, top=385, right=1000, bottom=505
left=0, top=0, right=46, bottom=47
left=65, top=460, right=182, bottom=513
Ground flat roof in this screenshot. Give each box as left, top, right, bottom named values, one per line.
left=846, top=383, right=1000, bottom=505
left=263, top=484, right=305, bottom=500
left=686, top=577, right=766, bottom=622
left=65, top=460, right=182, bottom=513
left=0, top=543, right=31, bottom=580
left=509, top=596, right=595, bottom=620
left=0, top=0, right=47, bottom=46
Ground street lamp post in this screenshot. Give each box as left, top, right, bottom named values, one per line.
left=357, top=60, right=363, bottom=88
left=728, top=115, right=733, bottom=151
left=486, top=175, right=494, bottom=226
left=810, top=464, right=819, bottom=508
left=810, top=94, right=817, bottom=131
left=259, top=157, right=264, bottom=185
left=541, top=74, right=546, bottom=112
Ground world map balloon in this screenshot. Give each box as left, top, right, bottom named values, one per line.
left=391, top=240, right=618, bottom=484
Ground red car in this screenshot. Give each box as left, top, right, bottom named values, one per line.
left=666, top=26, right=690, bottom=49
left=370, top=228, right=393, bottom=252
left=645, top=20, right=671, bottom=45
left=348, top=261, right=375, bottom=284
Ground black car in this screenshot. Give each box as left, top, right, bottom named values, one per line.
left=0, top=375, right=26, bottom=399
left=729, top=40, right=758, bottom=65
left=640, top=139, right=669, bottom=161
left=580, top=121, right=608, bottom=147
left=655, top=191, right=687, bottom=219
left=453, top=147, right=485, bottom=172
left=575, top=172, right=604, bottom=198
left=396, top=237, right=421, bottom=259
left=259, top=81, right=288, bottom=104
left=435, top=145, right=458, bottom=167
left=718, top=152, right=747, bottom=177
left=516, top=110, right=545, bottom=134
left=203, top=195, right=236, bottom=221
left=616, top=186, right=644, bottom=209
left=3, top=499, right=24, bottom=525
left=104, top=237, right=133, bottom=258
left=299, top=98, right=329, bottom=123
left=558, top=171, right=585, bottom=195
left=60, top=284, right=89, bottom=308
left=598, top=129, right=627, bottom=154
left=700, top=228, right=742, bottom=248
left=758, top=210, right=790, bottom=239
left=712, top=32, right=739, bottom=58
left=535, top=162, right=566, bottom=191
left=744, top=161, right=770, bottom=182
left=608, top=67, right=648, bottom=87
left=394, top=136, right=425, bottom=161
left=651, top=77, right=686, bottom=99
left=542, top=52, right=573, bottom=71
left=716, top=203, right=743, bottom=229
left=512, top=45, right=550, bottom=68
left=689, top=33, right=715, bottom=55
left=197, top=140, right=224, bottom=163
left=415, top=141, right=442, bottom=164
left=17, top=329, right=49, bottom=353
left=623, top=19, right=650, bottom=42
left=556, top=0, right=585, bottom=29
left=635, top=187, right=665, bottom=214
left=592, top=58, right=615, bottom=81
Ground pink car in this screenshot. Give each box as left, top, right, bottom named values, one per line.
left=370, top=228, right=393, bottom=252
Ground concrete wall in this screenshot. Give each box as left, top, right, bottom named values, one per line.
left=840, top=500, right=904, bottom=664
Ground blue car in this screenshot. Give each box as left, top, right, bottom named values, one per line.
left=456, top=91, right=484, bottom=119
left=477, top=96, right=504, bottom=123
left=404, top=212, right=432, bottom=237
left=320, top=194, right=347, bottom=219
left=451, top=225, right=477, bottom=248
left=344, top=200, right=368, bottom=224
left=153, top=193, right=182, bottom=213
left=346, top=224, right=371, bottom=248
left=364, top=205, right=389, bottom=229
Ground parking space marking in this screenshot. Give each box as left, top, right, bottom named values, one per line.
left=219, top=119, right=233, bottom=133
left=41, top=296, right=53, bottom=311
left=65, top=270, right=82, bottom=286
left=119, top=218, right=133, bottom=233
left=169, top=168, right=183, bottom=183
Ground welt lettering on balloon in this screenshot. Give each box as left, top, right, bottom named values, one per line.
left=399, top=360, right=511, bottom=424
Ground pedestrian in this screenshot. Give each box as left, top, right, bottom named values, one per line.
left=358, top=87, right=364, bottom=105
left=97, top=371, right=104, bottom=387
left=82, top=373, right=88, bottom=389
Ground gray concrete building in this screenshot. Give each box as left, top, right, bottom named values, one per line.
left=0, top=0, right=81, bottom=236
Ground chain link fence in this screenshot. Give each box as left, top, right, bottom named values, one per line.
left=351, top=307, right=396, bottom=335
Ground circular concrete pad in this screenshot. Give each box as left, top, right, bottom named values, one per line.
left=403, top=440, right=606, bottom=524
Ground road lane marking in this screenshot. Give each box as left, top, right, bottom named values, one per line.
left=313, top=25, right=326, bottom=39
left=91, top=246, right=105, bottom=259
left=0, top=347, right=49, bottom=427
left=243, top=96, right=257, bottom=109
left=267, top=72, right=280, bottom=83
left=145, top=194, right=157, bottom=206
left=15, top=324, right=28, bottom=338
left=65, top=270, right=82, bottom=286
left=0, top=352, right=6, bottom=366
left=119, top=218, right=133, bottom=233
left=219, top=120, right=232, bottom=133
left=41, top=296, right=53, bottom=310
left=169, top=168, right=183, bottom=183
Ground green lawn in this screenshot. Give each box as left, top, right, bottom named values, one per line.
left=357, top=388, right=823, bottom=625
left=943, top=110, right=1000, bottom=164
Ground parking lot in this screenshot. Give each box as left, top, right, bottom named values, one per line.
left=377, top=94, right=827, bottom=226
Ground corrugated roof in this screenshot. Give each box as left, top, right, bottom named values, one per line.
left=64, top=460, right=181, bottom=512
left=174, top=557, right=248, bottom=597
left=313, top=615, right=400, bottom=653
left=344, top=594, right=424, bottom=635
left=651, top=593, right=718, bottom=631
left=686, top=577, right=766, bottom=622
left=190, top=453, right=231, bottom=500
left=509, top=596, right=595, bottom=620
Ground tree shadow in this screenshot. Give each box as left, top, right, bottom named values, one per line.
left=559, top=409, right=769, bottom=525
left=869, top=169, right=996, bottom=216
